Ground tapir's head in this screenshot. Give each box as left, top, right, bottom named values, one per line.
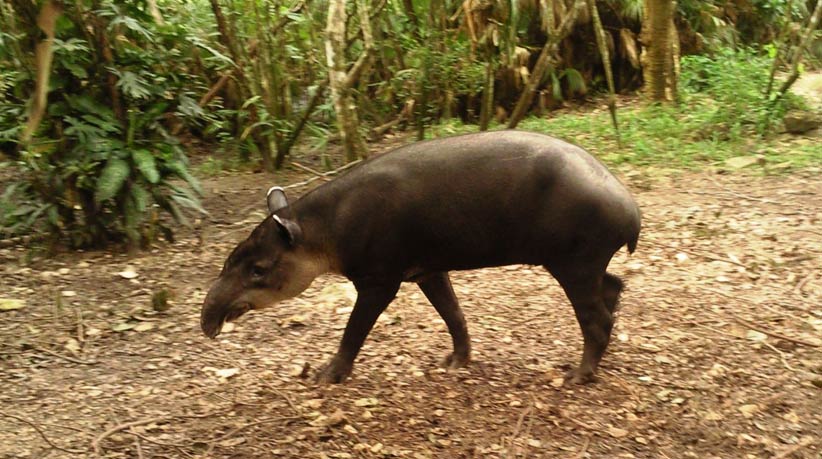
left=200, top=187, right=326, bottom=338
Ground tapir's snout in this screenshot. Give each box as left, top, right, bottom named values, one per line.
left=200, top=281, right=252, bottom=339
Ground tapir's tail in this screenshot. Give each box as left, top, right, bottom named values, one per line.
left=627, top=234, right=638, bottom=254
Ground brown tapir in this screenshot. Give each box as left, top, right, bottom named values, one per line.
left=201, top=130, right=641, bottom=384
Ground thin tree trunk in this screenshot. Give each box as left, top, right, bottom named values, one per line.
left=21, top=0, right=61, bottom=144
left=772, top=0, right=822, bottom=104
left=147, top=0, right=165, bottom=25
left=478, top=50, right=495, bottom=131
left=275, top=82, right=328, bottom=168
left=765, top=0, right=796, bottom=97
left=326, top=0, right=371, bottom=162
left=587, top=0, right=619, bottom=143
left=508, top=0, right=582, bottom=129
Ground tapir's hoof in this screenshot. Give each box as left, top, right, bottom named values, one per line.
left=314, top=357, right=353, bottom=384
left=563, top=368, right=596, bottom=386
left=441, top=352, right=470, bottom=370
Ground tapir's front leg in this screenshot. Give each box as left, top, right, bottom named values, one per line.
left=315, top=280, right=401, bottom=384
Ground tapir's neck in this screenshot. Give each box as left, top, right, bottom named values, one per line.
left=288, top=196, right=342, bottom=275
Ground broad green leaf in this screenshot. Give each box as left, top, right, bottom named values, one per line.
left=132, top=149, right=159, bottom=183
left=95, top=158, right=130, bottom=203
left=242, top=96, right=262, bottom=109
left=166, top=161, right=202, bottom=195
left=131, top=183, right=150, bottom=212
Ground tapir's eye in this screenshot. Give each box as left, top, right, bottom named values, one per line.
left=250, top=264, right=267, bottom=278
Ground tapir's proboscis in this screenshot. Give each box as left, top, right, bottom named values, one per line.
left=201, top=131, right=641, bottom=385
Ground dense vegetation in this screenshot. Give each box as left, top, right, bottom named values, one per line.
left=1, top=0, right=820, bottom=248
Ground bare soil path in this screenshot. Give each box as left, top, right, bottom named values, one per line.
left=1, top=159, right=821, bottom=458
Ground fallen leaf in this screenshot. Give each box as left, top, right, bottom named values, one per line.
left=354, top=397, right=379, bottom=407
left=746, top=330, right=767, bottom=342
left=725, top=155, right=764, bottom=169
left=608, top=427, right=629, bottom=438
left=215, top=368, right=240, bottom=379
left=0, top=298, right=25, bottom=311
left=134, top=322, right=155, bottom=332
left=111, top=322, right=135, bottom=332
left=118, top=269, right=139, bottom=279
left=703, top=411, right=724, bottom=421
left=738, top=404, right=759, bottom=418
left=325, top=409, right=347, bottom=427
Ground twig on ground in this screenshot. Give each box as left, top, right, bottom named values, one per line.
left=203, top=416, right=300, bottom=455
left=255, top=376, right=302, bottom=414
left=0, top=411, right=87, bottom=455
left=75, top=307, right=85, bottom=345
left=503, top=400, right=533, bottom=458
left=283, top=160, right=362, bottom=190
left=290, top=162, right=325, bottom=177
left=794, top=271, right=815, bottom=296
left=732, top=315, right=820, bottom=348
left=131, top=427, right=145, bottom=459
left=93, top=417, right=169, bottom=457
left=571, top=436, right=592, bottom=459
left=761, top=341, right=811, bottom=377
left=33, top=346, right=97, bottom=365
left=772, top=436, right=816, bottom=459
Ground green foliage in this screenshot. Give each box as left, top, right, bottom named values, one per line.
left=434, top=48, right=819, bottom=171
left=0, top=0, right=207, bottom=248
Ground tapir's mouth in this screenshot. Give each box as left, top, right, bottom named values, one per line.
left=201, top=302, right=252, bottom=339
left=225, top=302, right=252, bottom=322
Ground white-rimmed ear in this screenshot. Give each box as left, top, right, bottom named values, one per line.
left=266, top=186, right=288, bottom=214
left=272, top=214, right=301, bottom=246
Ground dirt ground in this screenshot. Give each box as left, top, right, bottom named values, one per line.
left=1, top=145, right=821, bottom=459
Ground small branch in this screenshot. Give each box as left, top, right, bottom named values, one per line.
left=34, top=346, right=97, bottom=365
left=732, top=316, right=820, bottom=348
left=93, top=417, right=170, bottom=457
left=255, top=377, right=302, bottom=415
left=572, top=436, right=592, bottom=459
left=761, top=341, right=803, bottom=375
left=772, top=436, right=816, bottom=459
left=284, top=159, right=363, bottom=190
left=203, top=416, right=300, bottom=455
left=0, top=411, right=87, bottom=455
left=290, top=162, right=325, bottom=178
left=503, top=400, right=533, bottom=458
left=131, top=427, right=145, bottom=459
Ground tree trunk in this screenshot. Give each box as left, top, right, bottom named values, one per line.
left=326, top=0, right=369, bottom=162
left=147, top=0, right=165, bottom=25
left=587, top=0, right=619, bottom=142
left=772, top=0, right=822, bottom=104
left=478, top=50, right=495, bottom=131
left=508, top=0, right=582, bottom=129
left=21, top=0, right=61, bottom=144
left=641, top=0, right=677, bottom=102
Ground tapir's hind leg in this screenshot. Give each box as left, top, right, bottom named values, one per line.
left=602, top=272, right=626, bottom=314
left=548, top=262, right=618, bottom=385
left=417, top=272, right=471, bottom=369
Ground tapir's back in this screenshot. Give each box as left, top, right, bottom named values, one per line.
left=297, top=131, right=640, bottom=276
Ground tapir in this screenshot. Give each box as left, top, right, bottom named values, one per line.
left=201, top=130, right=641, bottom=384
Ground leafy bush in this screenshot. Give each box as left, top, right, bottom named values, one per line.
left=679, top=47, right=801, bottom=134
left=0, top=1, right=207, bottom=248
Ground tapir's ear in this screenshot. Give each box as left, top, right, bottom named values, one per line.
left=272, top=215, right=301, bottom=246
left=266, top=186, right=288, bottom=214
